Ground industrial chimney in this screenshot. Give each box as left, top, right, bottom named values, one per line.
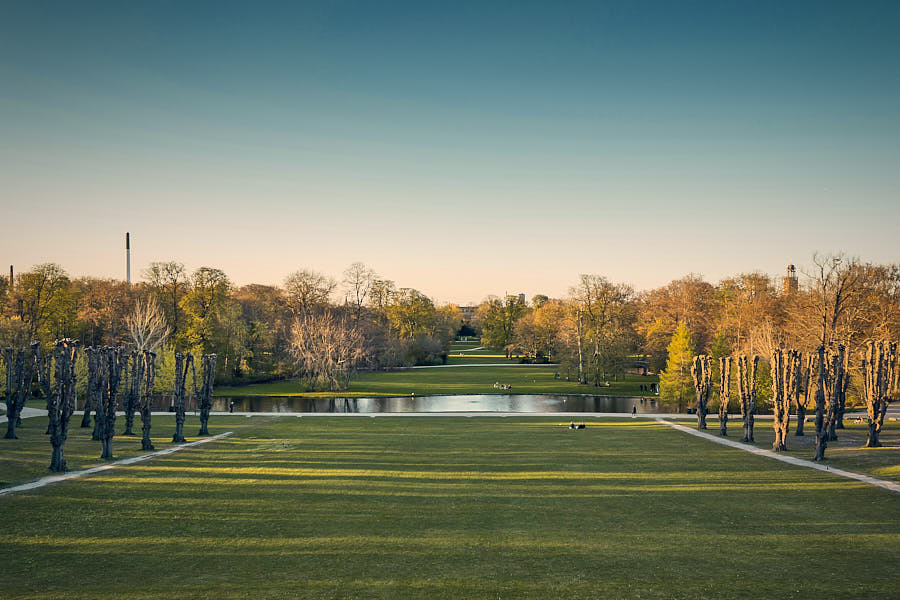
left=126, top=232, right=131, bottom=284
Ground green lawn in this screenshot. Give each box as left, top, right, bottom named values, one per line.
left=692, top=416, right=900, bottom=483
left=216, top=365, right=657, bottom=397
left=2, top=416, right=899, bottom=599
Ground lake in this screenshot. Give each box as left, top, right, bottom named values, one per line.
left=213, top=394, right=671, bottom=413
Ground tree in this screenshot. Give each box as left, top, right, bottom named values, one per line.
left=12, top=263, right=71, bottom=343
left=171, top=353, right=193, bottom=443
left=690, top=355, right=711, bottom=430
left=90, top=346, right=128, bottom=460
left=283, top=269, right=335, bottom=317
left=636, top=275, right=718, bottom=372
left=659, top=323, right=695, bottom=410
left=139, top=350, right=157, bottom=450
left=813, top=344, right=842, bottom=461
left=197, top=354, right=217, bottom=436
left=290, top=312, right=369, bottom=391
left=3, top=343, right=37, bottom=439
left=718, top=356, right=732, bottom=436
left=143, top=262, right=188, bottom=338
left=126, top=299, right=171, bottom=352
left=567, top=275, right=637, bottom=386
left=737, top=354, right=759, bottom=443
left=770, top=349, right=799, bottom=451
left=479, top=295, right=527, bottom=358
left=860, top=340, right=897, bottom=448
left=795, top=354, right=815, bottom=436
left=342, top=262, right=376, bottom=321
left=48, top=339, right=79, bottom=472
left=386, top=289, right=437, bottom=339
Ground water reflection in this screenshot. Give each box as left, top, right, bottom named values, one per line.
left=213, top=394, right=670, bottom=414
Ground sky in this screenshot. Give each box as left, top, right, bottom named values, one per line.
left=1, top=0, right=899, bottom=304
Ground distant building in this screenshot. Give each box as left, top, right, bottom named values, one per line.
left=518, top=293, right=526, bottom=304
left=784, top=264, right=798, bottom=294
left=459, top=306, right=477, bottom=322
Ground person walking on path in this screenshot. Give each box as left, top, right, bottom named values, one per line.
left=632, top=405, right=637, bottom=418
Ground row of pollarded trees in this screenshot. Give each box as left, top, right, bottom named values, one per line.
left=3, top=337, right=217, bottom=473
left=689, top=340, right=898, bottom=461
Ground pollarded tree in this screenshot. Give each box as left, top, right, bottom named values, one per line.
left=139, top=350, right=156, bottom=451
left=690, top=355, right=711, bottom=430
left=3, top=343, right=37, bottom=439
left=795, top=354, right=815, bottom=436
left=770, top=349, right=800, bottom=451
left=122, top=350, right=141, bottom=436
left=860, top=340, right=898, bottom=448
left=718, top=356, right=732, bottom=436
left=197, top=353, right=217, bottom=436
left=90, top=346, right=128, bottom=460
left=659, top=323, right=696, bottom=411
left=737, top=354, right=759, bottom=443
left=48, top=339, right=79, bottom=472
left=172, top=352, right=193, bottom=443
left=813, top=344, right=844, bottom=462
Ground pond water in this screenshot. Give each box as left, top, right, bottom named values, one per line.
left=213, top=394, right=671, bottom=414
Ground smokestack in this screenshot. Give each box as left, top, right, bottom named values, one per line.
left=126, top=232, right=131, bottom=284
left=8, top=265, right=12, bottom=288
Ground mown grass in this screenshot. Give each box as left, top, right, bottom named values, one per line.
left=0, top=414, right=244, bottom=487
left=216, top=365, right=657, bottom=398
left=727, top=416, right=900, bottom=483
left=2, top=416, right=899, bottom=599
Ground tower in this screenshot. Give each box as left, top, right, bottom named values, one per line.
left=784, top=264, right=798, bottom=294
left=126, top=232, right=131, bottom=284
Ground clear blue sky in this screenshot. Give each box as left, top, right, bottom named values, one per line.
left=2, top=1, right=898, bottom=303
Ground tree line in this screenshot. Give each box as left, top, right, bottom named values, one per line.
left=1, top=253, right=898, bottom=400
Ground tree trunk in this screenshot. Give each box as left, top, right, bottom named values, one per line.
left=48, top=339, right=79, bottom=472
left=4, top=345, right=37, bottom=440
left=813, top=345, right=830, bottom=462
left=690, top=355, right=711, bottom=431
left=123, top=350, right=140, bottom=435
left=770, top=349, right=798, bottom=452
left=861, top=340, right=897, bottom=449
left=172, top=353, right=191, bottom=443
left=718, top=357, right=731, bottom=436
left=737, top=354, right=759, bottom=443
left=140, top=350, right=157, bottom=451
left=197, top=354, right=217, bottom=436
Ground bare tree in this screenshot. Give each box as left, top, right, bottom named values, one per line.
left=290, top=312, right=370, bottom=391
left=48, top=339, right=79, bottom=472
left=690, top=355, right=711, bottom=430
left=860, top=340, right=897, bottom=448
left=126, top=299, right=171, bottom=352
left=803, top=253, right=867, bottom=347
left=283, top=269, right=336, bottom=317
left=718, top=356, right=732, bottom=436
left=143, top=261, right=188, bottom=337
left=737, top=354, right=759, bottom=442
left=342, top=262, right=376, bottom=321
